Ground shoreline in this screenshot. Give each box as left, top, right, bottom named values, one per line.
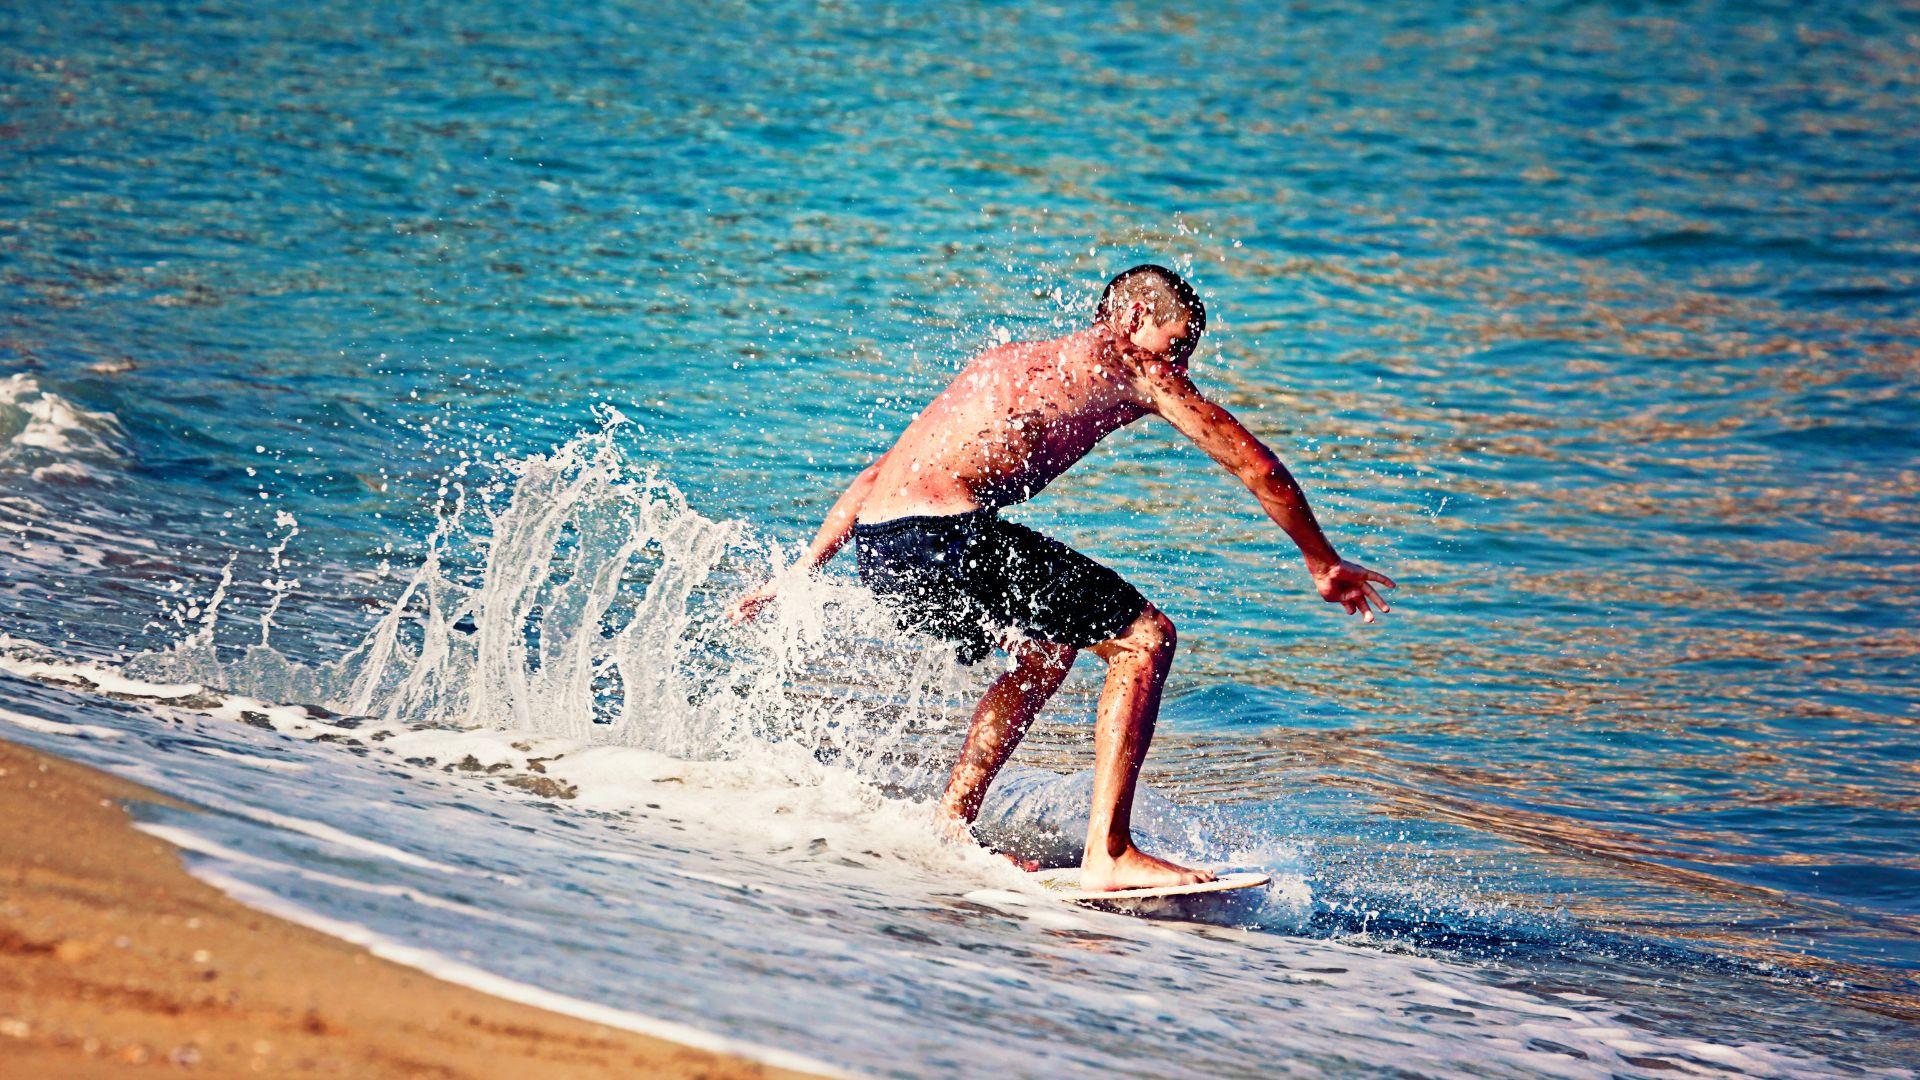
left=0, top=736, right=827, bottom=1078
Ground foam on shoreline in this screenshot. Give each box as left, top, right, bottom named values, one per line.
left=179, top=862, right=850, bottom=1077
left=0, top=734, right=833, bottom=1078
left=1, top=638, right=1867, bottom=1079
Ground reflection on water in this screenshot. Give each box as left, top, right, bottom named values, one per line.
left=3, top=0, right=1919, bottom=1072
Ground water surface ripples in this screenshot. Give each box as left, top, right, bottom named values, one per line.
left=4, top=0, right=1918, bottom=1072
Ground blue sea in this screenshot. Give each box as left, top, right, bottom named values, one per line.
left=3, top=1, right=1917, bottom=1075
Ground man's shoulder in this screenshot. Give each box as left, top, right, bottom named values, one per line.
left=1005, top=329, right=1087, bottom=356
left=1113, top=361, right=1206, bottom=422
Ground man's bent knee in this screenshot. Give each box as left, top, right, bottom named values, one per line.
left=1008, top=639, right=1077, bottom=683
left=1093, top=604, right=1176, bottom=666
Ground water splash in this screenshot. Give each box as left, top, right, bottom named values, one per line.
left=126, top=419, right=978, bottom=795
left=106, top=418, right=1291, bottom=887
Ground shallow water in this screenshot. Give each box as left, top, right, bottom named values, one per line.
left=3, top=0, right=1918, bottom=1075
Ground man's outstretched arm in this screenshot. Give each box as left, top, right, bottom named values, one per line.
left=1137, top=364, right=1396, bottom=622
left=796, top=452, right=888, bottom=572
left=728, top=453, right=887, bottom=621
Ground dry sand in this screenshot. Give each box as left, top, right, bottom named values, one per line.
left=0, top=738, right=820, bottom=1078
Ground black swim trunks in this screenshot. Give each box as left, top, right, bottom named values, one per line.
left=851, top=509, right=1147, bottom=665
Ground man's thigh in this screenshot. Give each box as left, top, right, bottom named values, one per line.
left=967, top=520, right=1147, bottom=651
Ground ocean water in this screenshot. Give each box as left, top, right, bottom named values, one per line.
left=3, top=0, right=1917, bottom=1076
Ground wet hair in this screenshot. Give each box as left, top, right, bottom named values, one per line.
left=1094, top=264, right=1206, bottom=346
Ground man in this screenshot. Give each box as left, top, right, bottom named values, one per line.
left=733, top=264, right=1395, bottom=890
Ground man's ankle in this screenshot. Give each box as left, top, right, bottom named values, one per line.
left=935, top=808, right=974, bottom=840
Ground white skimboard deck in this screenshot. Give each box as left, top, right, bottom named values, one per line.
left=1033, top=869, right=1271, bottom=904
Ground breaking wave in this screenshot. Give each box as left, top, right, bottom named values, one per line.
left=122, top=417, right=981, bottom=796
left=0, top=373, right=129, bottom=484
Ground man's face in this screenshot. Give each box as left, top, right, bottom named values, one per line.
left=1127, top=311, right=1195, bottom=365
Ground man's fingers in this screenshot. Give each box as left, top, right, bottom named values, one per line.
left=1343, top=594, right=1375, bottom=623
left=729, top=594, right=766, bottom=624
left=1362, top=582, right=1390, bottom=612
left=1365, top=569, right=1397, bottom=589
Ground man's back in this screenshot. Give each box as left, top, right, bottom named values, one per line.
left=858, top=330, right=1153, bottom=524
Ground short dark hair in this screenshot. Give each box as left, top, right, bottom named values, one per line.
left=1095, top=264, right=1206, bottom=340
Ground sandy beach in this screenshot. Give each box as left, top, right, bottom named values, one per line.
left=0, top=737, right=816, bottom=1078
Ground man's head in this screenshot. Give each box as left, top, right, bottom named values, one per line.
left=1095, top=264, right=1205, bottom=363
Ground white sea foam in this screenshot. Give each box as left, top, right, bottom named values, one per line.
left=214, top=803, right=476, bottom=877
left=135, top=823, right=535, bottom=929
left=0, top=373, right=128, bottom=482
left=187, top=744, right=310, bottom=773
left=0, top=704, right=124, bottom=740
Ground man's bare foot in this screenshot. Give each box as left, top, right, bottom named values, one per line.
left=1080, top=845, right=1216, bottom=891
left=996, top=850, right=1040, bottom=872
left=935, top=808, right=973, bottom=845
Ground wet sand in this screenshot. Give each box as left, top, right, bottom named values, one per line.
left=0, top=738, right=819, bottom=1078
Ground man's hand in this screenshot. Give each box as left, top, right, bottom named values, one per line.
left=728, top=578, right=780, bottom=624
left=1313, top=560, right=1396, bottom=624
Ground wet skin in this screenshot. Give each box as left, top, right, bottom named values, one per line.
left=856, top=330, right=1155, bottom=521
left=735, top=303, right=1395, bottom=890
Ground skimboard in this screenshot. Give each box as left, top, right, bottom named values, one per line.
left=1033, top=869, right=1270, bottom=904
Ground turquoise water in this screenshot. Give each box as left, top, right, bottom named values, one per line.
left=4, top=1, right=1918, bottom=1074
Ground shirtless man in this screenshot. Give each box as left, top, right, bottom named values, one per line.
left=732, top=264, right=1395, bottom=890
